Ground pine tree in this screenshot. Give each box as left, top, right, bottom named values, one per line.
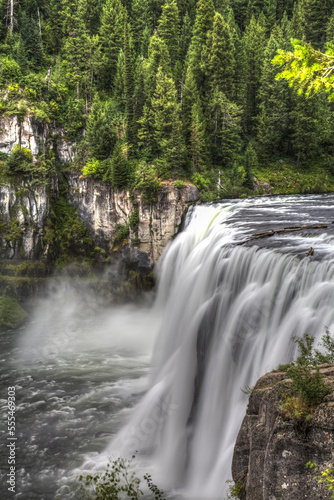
left=131, top=0, right=152, bottom=54
left=151, top=66, right=179, bottom=158
left=204, top=12, right=235, bottom=99
left=124, top=17, right=135, bottom=148
left=243, top=14, right=267, bottom=132
left=299, top=0, right=334, bottom=49
left=86, top=97, right=115, bottom=160
left=97, top=0, right=125, bottom=91
left=182, top=66, right=200, bottom=146
left=165, top=111, right=188, bottom=177
left=190, top=99, right=207, bottom=172
left=158, top=0, right=181, bottom=64
left=179, top=11, right=193, bottom=63
left=111, top=141, right=129, bottom=188
left=188, top=0, right=215, bottom=87
left=143, top=32, right=172, bottom=103
left=326, top=10, right=334, bottom=43
left=207, top=87, right=242, bottom=166
left=244, top=141, right=257, bottom=189
left=257, top=25, right=292, bottom=159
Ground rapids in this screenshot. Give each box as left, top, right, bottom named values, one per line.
left=1, top=193, right=334, bottom=499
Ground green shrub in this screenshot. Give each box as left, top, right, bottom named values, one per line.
left=129, top=209, right=139, bottom=229
left=278, top=332, right=333, bottom=423
left=191, top=173, right=211, bottom=191
left=133, top=163, right=161, bottom=203
left=77, top=455, right=165, bottom=500
left=226, top=479, right=245, bottom=499
left=83, top=158, right=105, bottom=181
left=115, top=223, right=129, bottom=243
left=0, top=57, right=22, bottom=86
left=306, top=462, right=334, bottom=498
left=174, top=180, right=185, bottom=189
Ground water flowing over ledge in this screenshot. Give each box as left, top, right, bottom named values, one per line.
left=106, top=195, right=334, bottom=498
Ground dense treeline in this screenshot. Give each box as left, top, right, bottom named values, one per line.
left=1, top=0, right=334, bottom=197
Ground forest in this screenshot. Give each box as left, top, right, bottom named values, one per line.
left=1, top=0, right=334, bottom=199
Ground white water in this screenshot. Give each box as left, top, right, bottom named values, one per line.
left=3, top=194, right=334, bottom=499
left=104, top=195, right=334, bottom=498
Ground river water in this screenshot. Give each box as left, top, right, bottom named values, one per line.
left=1, top=194, right=334, bottom=499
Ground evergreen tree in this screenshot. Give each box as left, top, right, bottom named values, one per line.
left=188, top=0, right=215, bottom=87
left=86, top=97, right=115, bottom=160
left=257, top=25, right=292, bottom=159
left=124, top=17, right=135, bottom=148
left=190, top=99, right=207, bottom=172
left=207, top=87, right=242, bottom=166
left=111, top=141, right=129, bottom=188
left=131, top=0, right=152, bottom=54
left=179, top=11, right=193, bottom=63
left=97, top=0, right=125, bottom=90
left=151, top=66, right=179, bottom=157
left=243, top=14, right=267, bottom=132
left=244, top=141, right=257, bottom=188
left=158, top=0, right=181, bottom=64
left=204, top=12, right=235, bottom=99
left=299, top=0, right=334, bottom=49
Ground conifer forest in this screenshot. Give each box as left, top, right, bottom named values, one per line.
left=2, top=0, right=334, bottom=197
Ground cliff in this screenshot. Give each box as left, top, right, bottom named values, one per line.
left=232, top=366, right=334, bottom=500
left=68, top=174, right=199, bottom=269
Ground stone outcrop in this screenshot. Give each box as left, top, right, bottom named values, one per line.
left=0, top=183, right=49, bottom=260
left=68, top=174, right=199, bottom=268
left=232, top=366, right=334, bottom=500
left=0, top=115, right=75, bottom=162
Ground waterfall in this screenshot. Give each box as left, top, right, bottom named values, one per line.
left=107, top=196, right=334, bottom=498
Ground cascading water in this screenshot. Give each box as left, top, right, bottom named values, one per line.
left=106, top=195, right=334, bottom=498
left=2, top=194, right=334, bottom=499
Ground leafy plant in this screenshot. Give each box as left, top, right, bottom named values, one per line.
left=174, top=180, right=185, bottom=189
left=278, top=331, right=333, bottom=424
left=133, top=163, right=161, bottom=203
left=306, top=462, right=334, bottom=498
left=114, top=224, right=129, bottom=243
left=77, top=455, right=165, bottom=500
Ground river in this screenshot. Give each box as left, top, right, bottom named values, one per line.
left=1, top=194, right=334, bottom=499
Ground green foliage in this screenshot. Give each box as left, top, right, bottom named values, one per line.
left=0, top=0, right=334, bottom=197
left=273, top=39, right=334, bottom=100
left=129, top=208, right=139, bottom=228
left=133, top=163, right=161, bottom=202
left=0, top=294, right=28, bottom=328
left=77, top=455, right=165, bottom=499
left=83, top=158, right=106, bottom=181
left=111, top=141, right=129, bottom=189
left=226, top=479, right=245, bottom=499
left=306, top=462, right=334, bottom=498
left=48, top=186, right=94, bottom=264
left=278, top=331, right=334, bottom=423
left=191, top=172, right=211, bottom=191
left=115, top=223, right=129, bottom=243
left=174, top=180, right=185, bottom=189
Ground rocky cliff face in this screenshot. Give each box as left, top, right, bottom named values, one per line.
left=0, top=115, right=75, bottom=162
left=68, top=174, right=199, bottom=269
left=0, top=183, right=49, bottom=260
left=232, top=366, right=334, bottom=500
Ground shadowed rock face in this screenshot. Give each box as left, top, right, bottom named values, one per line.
left=232, top=366, right=334, bottom=500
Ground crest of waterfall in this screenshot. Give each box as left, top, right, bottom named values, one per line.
left=107, top=197, right=334, bottom=498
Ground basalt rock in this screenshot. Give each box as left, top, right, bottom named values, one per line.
left=232, top=366, right=334, bottom=500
